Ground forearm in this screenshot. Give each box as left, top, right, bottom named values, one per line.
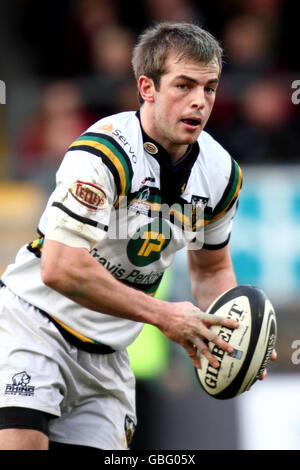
left=188, top=246, right=237, bottom=312
left=190, top=265, right=237, bottom=312
left=41, top=239, right=166, bottom=327
left=41, top=240, right=239, bottom=370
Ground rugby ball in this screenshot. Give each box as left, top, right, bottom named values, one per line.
left=196, top=285, right=277, bottom=400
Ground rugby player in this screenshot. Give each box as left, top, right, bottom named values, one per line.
left=0, top=22, right=257, bottom=450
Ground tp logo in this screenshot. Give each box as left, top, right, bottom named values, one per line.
left=0, top=80, right=6, bottom=104
left=127, top=218, right=172, bottom=266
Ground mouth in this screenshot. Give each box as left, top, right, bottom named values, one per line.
left=181, top=117, right=202, bottom=129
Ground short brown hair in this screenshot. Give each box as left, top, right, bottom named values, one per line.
left=132, top=22, right=223, bottom=104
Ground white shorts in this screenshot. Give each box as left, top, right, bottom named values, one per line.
left=0, top=285, right=136, bottom=450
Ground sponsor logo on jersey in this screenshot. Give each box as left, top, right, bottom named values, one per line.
left=5, top=371, right=35, bottom=396
left=97, top=123, right=114, bottom=131
left=128, top=185, right=161, bottom=215
left=144, top=142, right=158, bottom=154
left=69, top=180, right=108, bottom=210
left=90, top=248, right=164, bottom=288
left=127, top=218, right=172, bottom=267
left=111, top=128, right=137, bottom=164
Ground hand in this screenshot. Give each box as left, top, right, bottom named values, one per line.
left=159, top=301, right=239, bottom=370
left=259, top=349, right=277, bottom=380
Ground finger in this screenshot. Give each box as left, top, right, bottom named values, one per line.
left=198, top=311, right=240, bottom=329
left=259, top=350, right=276, bottom=380
left=186, top=345, right=202, bottom=369
left=206, top=329, right=235, bottom=355
left=271, top=349, right=277, bottom=361
left=196, top=321, right=234, bottom=355
left=192, top=337, right=220, bottom=369
left=259, top=369, right=267, bottom=381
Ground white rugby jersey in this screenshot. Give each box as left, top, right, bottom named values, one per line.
left=2, top=111, right=242, bottom=351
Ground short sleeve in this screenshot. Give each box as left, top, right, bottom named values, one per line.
left=203, top=158, right=242, bottom=249
left=202, top=200, right=239, bottom=249
left=44, top=148, right=116, bottom=250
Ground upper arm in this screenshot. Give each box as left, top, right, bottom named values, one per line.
left=188, top=244, right=234, bottom=277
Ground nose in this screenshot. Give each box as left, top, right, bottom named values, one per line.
left=191, top=87, right=205, bottom=109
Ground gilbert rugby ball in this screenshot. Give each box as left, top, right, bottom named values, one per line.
left=196, top=285, right=277, bottom=400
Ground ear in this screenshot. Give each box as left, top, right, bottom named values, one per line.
left=138, top=75, right=155, bottom=103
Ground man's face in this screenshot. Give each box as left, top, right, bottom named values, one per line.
left=142, top=53, right=220, bottom=159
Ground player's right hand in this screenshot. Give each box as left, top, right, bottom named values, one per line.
left=159, top=302, right=239, bottom=369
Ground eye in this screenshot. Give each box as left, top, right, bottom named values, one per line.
left=176, top=83, right=189, bottom=90
left=205, top=86, right=216, bottom=94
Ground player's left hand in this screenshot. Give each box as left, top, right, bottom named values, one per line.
left=259, top=349, right=277, bottom=380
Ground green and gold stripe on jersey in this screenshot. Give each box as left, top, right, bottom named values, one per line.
left=68, top=132, right=133, bottom=207
left=41, top=275, right=163, bottom=353
left=204, top=158, right=242, bottom=225
left=27, top=229, right=44, bottom=258
left=26, top=244, right=162, bottom=353
left=169, top=204, right=195, bottom=232
left=40, top=311, right=116, bottom=354
left=168, top=198, right=207, bottom=233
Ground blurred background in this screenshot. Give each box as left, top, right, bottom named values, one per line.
left=0, top=0, right=300, bottom=450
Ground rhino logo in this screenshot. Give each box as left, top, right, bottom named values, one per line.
left=5, top=371, right=35, bottom=396
left=12, top=371, right=31, bottom=386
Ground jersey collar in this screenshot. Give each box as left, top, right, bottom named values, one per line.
left=135, top=110, right=199, bottom=167
left=135, top=110, right=200, bottom=205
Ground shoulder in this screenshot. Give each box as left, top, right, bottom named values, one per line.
left=198, top=130, right=238, bottom=176
left=197, top=130, right=242, bottom=215
left=70, top=111, right=141, bottom=153
left=85, top=111, right=141, bottom=144
left=66, top=112, right=140, bottom=199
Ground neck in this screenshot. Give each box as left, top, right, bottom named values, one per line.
left=139, top=105, right=189, bottom=163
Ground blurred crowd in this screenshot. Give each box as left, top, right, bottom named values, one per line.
left=0, top=0, right=299, bottom=193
